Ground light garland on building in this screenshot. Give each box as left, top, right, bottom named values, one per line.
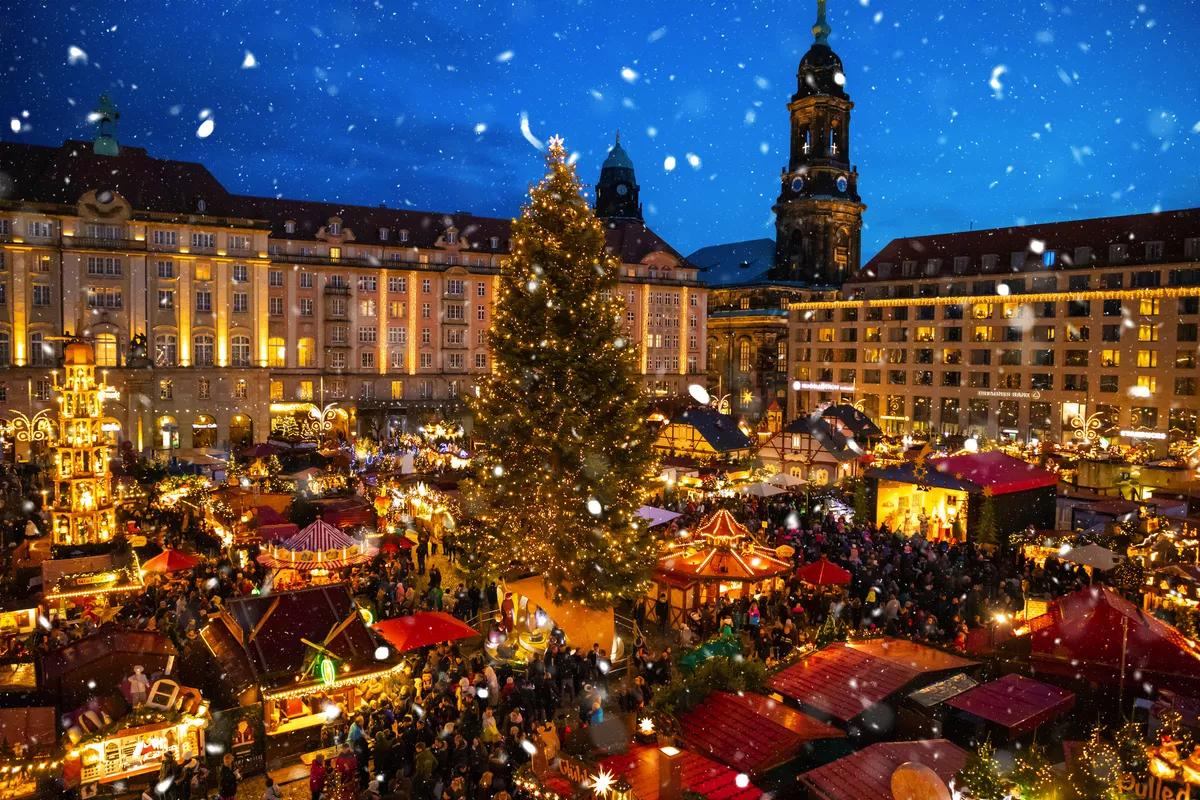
left=789, top=285, right=1200, bottom=312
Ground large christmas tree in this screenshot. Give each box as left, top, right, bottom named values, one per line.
left=461, top=136, right=659, bottom=609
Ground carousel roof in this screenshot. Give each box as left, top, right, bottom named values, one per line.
left=656, top=511, right=790, bottom=584
left=257, top=518, right=377, bottom=570
left=282, top=518, right=358, bottom=551
left=694, top=509, right=752, bottom=540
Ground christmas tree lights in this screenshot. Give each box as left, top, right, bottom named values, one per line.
left=50, top=341, right=117, bottom=546
left=459, top=136, right=660, bottom=609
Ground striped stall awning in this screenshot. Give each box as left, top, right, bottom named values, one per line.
left=282, top=519, right=358, bottom=552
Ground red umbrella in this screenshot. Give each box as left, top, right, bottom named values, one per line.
left=796, top=558, right=852, bottom=585
left=373, top=612, right=479, bottom=652
left=141, top=549, right=201, bottom=573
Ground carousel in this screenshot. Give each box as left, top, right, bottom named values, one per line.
left=647, top=510, right=792, bottom=631
left=256, top=519, right=378, bottom=590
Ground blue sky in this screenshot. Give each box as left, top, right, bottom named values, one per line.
left=4, top=0, right=1198, bottom=259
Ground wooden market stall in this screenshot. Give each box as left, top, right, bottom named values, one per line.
left=200, top=585, right=405, bottom=763
left=646, top=510, right=792, bottom=630
left=256, top=519, right=378, bottom=591
left=0, top=708, right=59, bottom=800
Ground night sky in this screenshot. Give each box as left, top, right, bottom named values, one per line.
left=4, top=0, right=1198, bottom=260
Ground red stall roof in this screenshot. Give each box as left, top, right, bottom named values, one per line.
left=930, top=451, right=1058, bottom=495
left=769, top=641, right=976, bottom=722
left=599, top=746, right=763, bottom=800
left=798, top=740, right=967, bottom=800
left=679, top=691, right=843, bottom=777
left=944, top=673, right=1076, bottom=737
left=1027, top=586, right=1200, bottom=692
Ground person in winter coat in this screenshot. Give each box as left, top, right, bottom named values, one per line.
left=309, top=753, right=328, bottom=800
left=217, top=753, right=240, bottom=800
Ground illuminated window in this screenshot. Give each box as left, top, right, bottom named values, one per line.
left=970, top=327, right=991, bottom=342
left=270, top=381, right=283, bottom=401
left=159, top=380, right=173, bottom=400
left=298, top=380, right=314, bottom=401
left=155, top=335, right=176, bottom=367
left=268, top=337, right=286, bottom=367
left=194, top=264, right=212, bottom=281
left=1139, top=324, right=1158, bottom=342
left=234, top=380, right=247, bottom=399
left=93, top=333, right=118, bottom=367
left=916, top=327, right=936, bottom=342
left=738, top=340, right=751, bottom=372
left=330, top=247, right=341, bottom=261
left=1137, top=375, right=1157, bottom=394
left=193, top=334, right=214, bottom=367
left=1100, top=349, right=1120, bottom=367
left=1136, top=350, right=1158, bottom=368
left=972, top=303, right=993, bottom=319
left=298, top=337, right=315, bottom=368
left=391, top=380, right=404, bottom=400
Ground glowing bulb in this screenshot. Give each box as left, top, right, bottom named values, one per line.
left=735, top=774, right=750, bottom=789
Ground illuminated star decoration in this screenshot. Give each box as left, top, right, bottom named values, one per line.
left=547, top=134, right=566, bottom=152
left=590, top=767, right=615, bottom=796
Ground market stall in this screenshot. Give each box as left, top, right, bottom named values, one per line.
left=256, top=519, right=378, bottom=590
left=41, top=552, right=145, bottom=624
left=201, top=585, right=405, bottom=761
left=866, top=451, right=1057, bottom=542
left=495, top=575, right=621, bottom=665
left=647, top=510, right=792, bottom=631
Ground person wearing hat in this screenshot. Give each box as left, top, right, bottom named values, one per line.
left=217, top=752, right=239, bottom=800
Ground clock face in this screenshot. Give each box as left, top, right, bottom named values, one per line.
left=790, top=177, right=804, bottom=193
left=836, top=176, right=848, bottom=193
left=616, top=183, right=629, bottom=196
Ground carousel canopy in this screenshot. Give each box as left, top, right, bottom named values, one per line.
left=141, top=548, right=200, bottom=574
left=373, top=612, right=479, bottom=653
left=694, top=508, right=752, bottom=540
left=657, top=512, right=791, bottom=584
left=283, top=519, right=357, bottom=552
left=257, top=518, right=377, bottom=570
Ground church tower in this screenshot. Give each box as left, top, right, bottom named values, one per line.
left=771, top=0, right=865, bottom=286
left=92, top=92, right=120, bottom=157
left=595, top=132, right=642, bottom=221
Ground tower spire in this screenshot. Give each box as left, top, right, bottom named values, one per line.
left=812, top=0, right=831, bottom=46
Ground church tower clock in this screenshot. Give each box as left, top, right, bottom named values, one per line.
left=595, top=132, right=643, bottom=222
left=771, top=0, right=866, bottom=286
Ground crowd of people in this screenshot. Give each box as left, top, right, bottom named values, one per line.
left=648, top=491, right=1095, bottom=652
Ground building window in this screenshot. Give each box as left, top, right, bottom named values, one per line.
left=298, top=381, right=314, bottom=401
left=87, top=288, right=123, bottom=309
left=234, top=380, right=248, bottom=399
left=390, top=350, right=405, bottom=370
left=298, top=337, right=315, bottom=368
left=420, top=353, right=432, bottom=368
left=330, top=352, right=346, bottom=370
left=155, top=334, right=177, bottom=367
left=270, top=380, right=284, bottom=401
left=388, top=326, right=407, bottom=345
left=93, top=333, right=118, bottom=367
left=359, top=299, right=377, bottom=317
left=32, top=285, right=52, bottom=306
left=195, top=291, right=212, bottom=312
left=361, top=351, right=376, bottom=369
left=738, top=340, right=751, bottom=372
left=329, top=221, right=341, bottom=236
left=232, top=264, right=248, bottom=282
left=0, top=333, right=8, bottom=367
left=1145, top=241, right=1164, bottom=262
left=300, top=298, right=313, bottom=316
left=421, top=328, right=431, bottom=345
left=421, top=303, right=431, bottom=318
left=1099, top=375, right=1119, bottom=393
left=446, top=304, right=464, bottom=321
left=475, top=352, right=488, bottom=369
left=422, top=279, right=431, bottom=294
left=158, top=290, right=175, bottom=309
left=448, top=353, right=464, bottom=369
left=268, top=337, right=286, bottom=367
left=156, top=260, right=175, bottom=279
left=231, top=335, right=251, bottom=367
left=358, top=276, right=377, bottom=291
left=193, top=334, right=214, bottom=367
left=299, top=272, right=313, bottom=288
left=269, top=297, right=284, bottom=316
left=198, top=378, right=211, bottom=399
left=389, top=277, right=407, bottom=293
left=358, top=326, right=377, bottom=344
left=159, top=380, right=173, bottom=400
left=269, top=270, right=284, bottom=287
left=153, top=230, right=177, bottom=246
left=1139, top=324, right=1159, bottom=342
left=233, top=293, right=248, bottom=313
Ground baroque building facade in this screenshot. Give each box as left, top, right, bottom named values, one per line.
left=0, top=107, right=706, bottom=455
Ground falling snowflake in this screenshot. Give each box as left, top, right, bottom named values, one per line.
left=620, top=67, right=639, bottom=83
left=242, top=50, right=258, bottom=69
left=989, top=65, right=1008, bottom=99
left=663, top=155, right=676, bottom=171
left=196, top=119, right=215, bottom=138
left=67, top=46, right=88, bottom=65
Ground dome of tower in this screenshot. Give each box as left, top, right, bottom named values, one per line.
left=601, top=136, right=635, bottom=172
left=796, top=44, right=847, bottom=99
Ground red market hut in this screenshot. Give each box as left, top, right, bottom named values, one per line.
left=942, top=673, right=1076, bottom=741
